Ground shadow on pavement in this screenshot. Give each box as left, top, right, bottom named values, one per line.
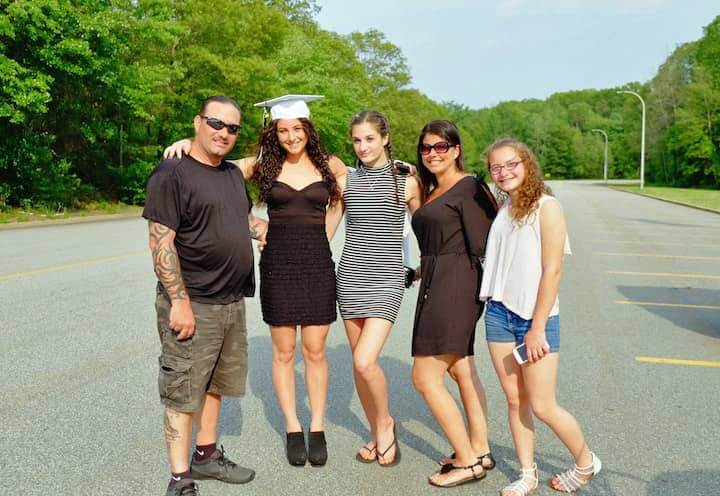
left=208, top=335, right=633, bottom=494
left=647, top=470, right=720, bottom=495
left=244, top=334, right=510, bottom=464
left=217, top=396, right=245, bottom=438
left=616, top=286, right=720, bottom=339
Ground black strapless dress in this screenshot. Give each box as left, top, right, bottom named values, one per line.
left=260, top=180, right=336, bottom=326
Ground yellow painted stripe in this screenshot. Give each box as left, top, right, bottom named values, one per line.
left=607, top=271, right=720, bottom=280
left=595, top=252, right=720, bottom=261
left=590, top=240, right=719, bottom=248
left=636, top=356, right=720, bottom=368
left=0, top=251, right=146, bottom=281
left=616, top=300, right=720, bottom=310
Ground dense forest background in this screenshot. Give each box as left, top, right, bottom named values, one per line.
left=1, top=1, right=718, bottom=208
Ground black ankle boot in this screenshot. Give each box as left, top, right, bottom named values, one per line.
left=308, top=430, right=327, bottom=466
left=286, top=431, right=307, bottom=466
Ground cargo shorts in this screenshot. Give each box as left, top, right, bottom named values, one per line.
left=155, top=291, right=249, bottom=413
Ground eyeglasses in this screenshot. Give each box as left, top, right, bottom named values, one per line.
left=489, top=160, right=522, bottom=175
left=420, top=141, right=453, bottom=155
left=200, top=115, right=240, bottom=135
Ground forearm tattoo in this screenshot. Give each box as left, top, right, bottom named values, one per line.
left=149, top=221, right=188, bottom=300
left=163, top=408, right=182, bottom=443
left=249, top=221, right=260, bottom=240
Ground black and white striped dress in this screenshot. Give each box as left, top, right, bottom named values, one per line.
left=337, top=162, right=407, bottom=322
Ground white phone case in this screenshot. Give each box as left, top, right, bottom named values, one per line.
left=512, top=343, right=528, bottom=365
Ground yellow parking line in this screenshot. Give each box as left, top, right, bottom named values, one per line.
left=607, top=271, right=720, bottom=280
left=0, top=251, right=146, bottom=281
left=616, top=300, right=720, bottom=310
left=636, top=356, right=720, bottom=368
left=590, top=240, right=719, bottom=248
left=595, top=252, right=720, bottom=261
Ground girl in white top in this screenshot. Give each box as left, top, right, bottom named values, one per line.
left=479, top=139, right=601, bottom=495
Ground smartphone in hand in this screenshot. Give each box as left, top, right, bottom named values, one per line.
left=403, top=266, right=415, bottom=288
left=513, top=341, right=551, bottom=364
left=512, top=343, right=529, bottom=365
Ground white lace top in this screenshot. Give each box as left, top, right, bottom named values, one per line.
left=479, top=194, right=571, bottom=320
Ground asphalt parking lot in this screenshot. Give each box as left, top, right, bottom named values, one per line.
left=1, top=180, right=718, bottom=495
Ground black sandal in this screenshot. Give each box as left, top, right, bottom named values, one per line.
left=478, top=452, right=496, bottom=470
left=308, top=430, right=327, bottom=466
left=376, top=418, right=401, bottom=467
left=439, top=451, right=496, bottom=471
left=355, top=444, right=376, bottom=464
left=429, top=459, right=487, bottom=488
left=286, top=431, right=307, bottom=466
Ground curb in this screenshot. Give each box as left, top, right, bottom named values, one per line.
left=606, top=187, right=720, bottom=216
left=0, top=211, right=142, bottom=231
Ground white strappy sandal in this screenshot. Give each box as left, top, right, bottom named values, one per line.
left=550, top=451, right=602, bottom=493
left=502, top=463, right=538, bottom=496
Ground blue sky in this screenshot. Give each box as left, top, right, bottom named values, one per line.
left=316, top=1, right=719, bottom=109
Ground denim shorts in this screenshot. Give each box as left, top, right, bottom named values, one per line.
left=484, top=300, right=560, bottom=352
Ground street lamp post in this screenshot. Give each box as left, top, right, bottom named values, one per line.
left=617, top=90, right=646, bottom=189
left=591, top=128, right=608, bottom=184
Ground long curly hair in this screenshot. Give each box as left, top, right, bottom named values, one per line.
left=252, top=118, right=340, bottom=206
left=349, top=109, right=401, bottom=204
left=416, top=120, right=464, bottom=201
left=484, top=138, right=552, bottom=223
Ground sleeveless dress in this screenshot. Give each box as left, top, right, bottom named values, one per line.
left=260, top=180, right=336, bottom=326
left=337, top=162, right=407, bottom=323
left=411, top=176, right=496, bottom=356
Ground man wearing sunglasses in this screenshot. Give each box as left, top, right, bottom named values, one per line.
left=143, top=96, right=266, bottom=496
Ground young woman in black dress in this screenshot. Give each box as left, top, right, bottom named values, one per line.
left=410, top=120, right=497, bottom=487
left=163, top=96, right=346, bottom=468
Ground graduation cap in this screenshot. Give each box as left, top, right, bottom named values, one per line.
left=254, top=94, right=323, bottom=126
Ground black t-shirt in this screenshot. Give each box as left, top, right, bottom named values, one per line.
left=142, top=155, right=255, bottom=304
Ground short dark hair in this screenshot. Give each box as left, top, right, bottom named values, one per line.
left=199, top=95, right=241, bottom=117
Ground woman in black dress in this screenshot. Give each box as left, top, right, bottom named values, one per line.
left=410, top=120, right=497, bottom=487
left=163, top=95, right=346, bottom=467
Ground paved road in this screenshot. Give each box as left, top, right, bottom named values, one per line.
left=1, top=181, right=718, bottom=495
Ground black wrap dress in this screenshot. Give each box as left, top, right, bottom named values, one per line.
left=410, top=176, right=496, bottom=356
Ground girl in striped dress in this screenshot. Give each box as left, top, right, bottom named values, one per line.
left=327, top=110, right=422, bottom=466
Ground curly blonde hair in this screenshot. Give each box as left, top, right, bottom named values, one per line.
left=484, top=138, right=552, bottom=223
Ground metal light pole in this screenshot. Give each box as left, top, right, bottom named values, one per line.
left=617, top=90, right=646, bottom=189
left=591, top=128, right=608, bottom=184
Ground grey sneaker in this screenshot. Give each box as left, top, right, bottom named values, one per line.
left=190, top=445, right=255, bottom=484
left=166, top=478, right=198, bottom=496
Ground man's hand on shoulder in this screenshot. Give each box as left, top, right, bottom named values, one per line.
left=163, top=138, right=192, bottom=159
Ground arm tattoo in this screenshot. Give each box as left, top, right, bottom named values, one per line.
left=249, top=221, right=260, bottom=240
left=248, top=214, right=265, bottom=240
left=149, top=221, right=188, bottom=300
left=163, top=409, right=182, bottom=443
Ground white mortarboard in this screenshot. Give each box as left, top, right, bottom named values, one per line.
left=254, top=94, right=324, bottom=122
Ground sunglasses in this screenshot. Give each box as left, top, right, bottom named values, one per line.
left=200, top=115, right=240, bottom=135
left=489, top=160, right=522, bottom=175
left=420, top=141, right=454, bottom=155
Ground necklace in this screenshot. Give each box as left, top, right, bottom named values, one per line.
left=359, top=162, right=390, bottom=191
